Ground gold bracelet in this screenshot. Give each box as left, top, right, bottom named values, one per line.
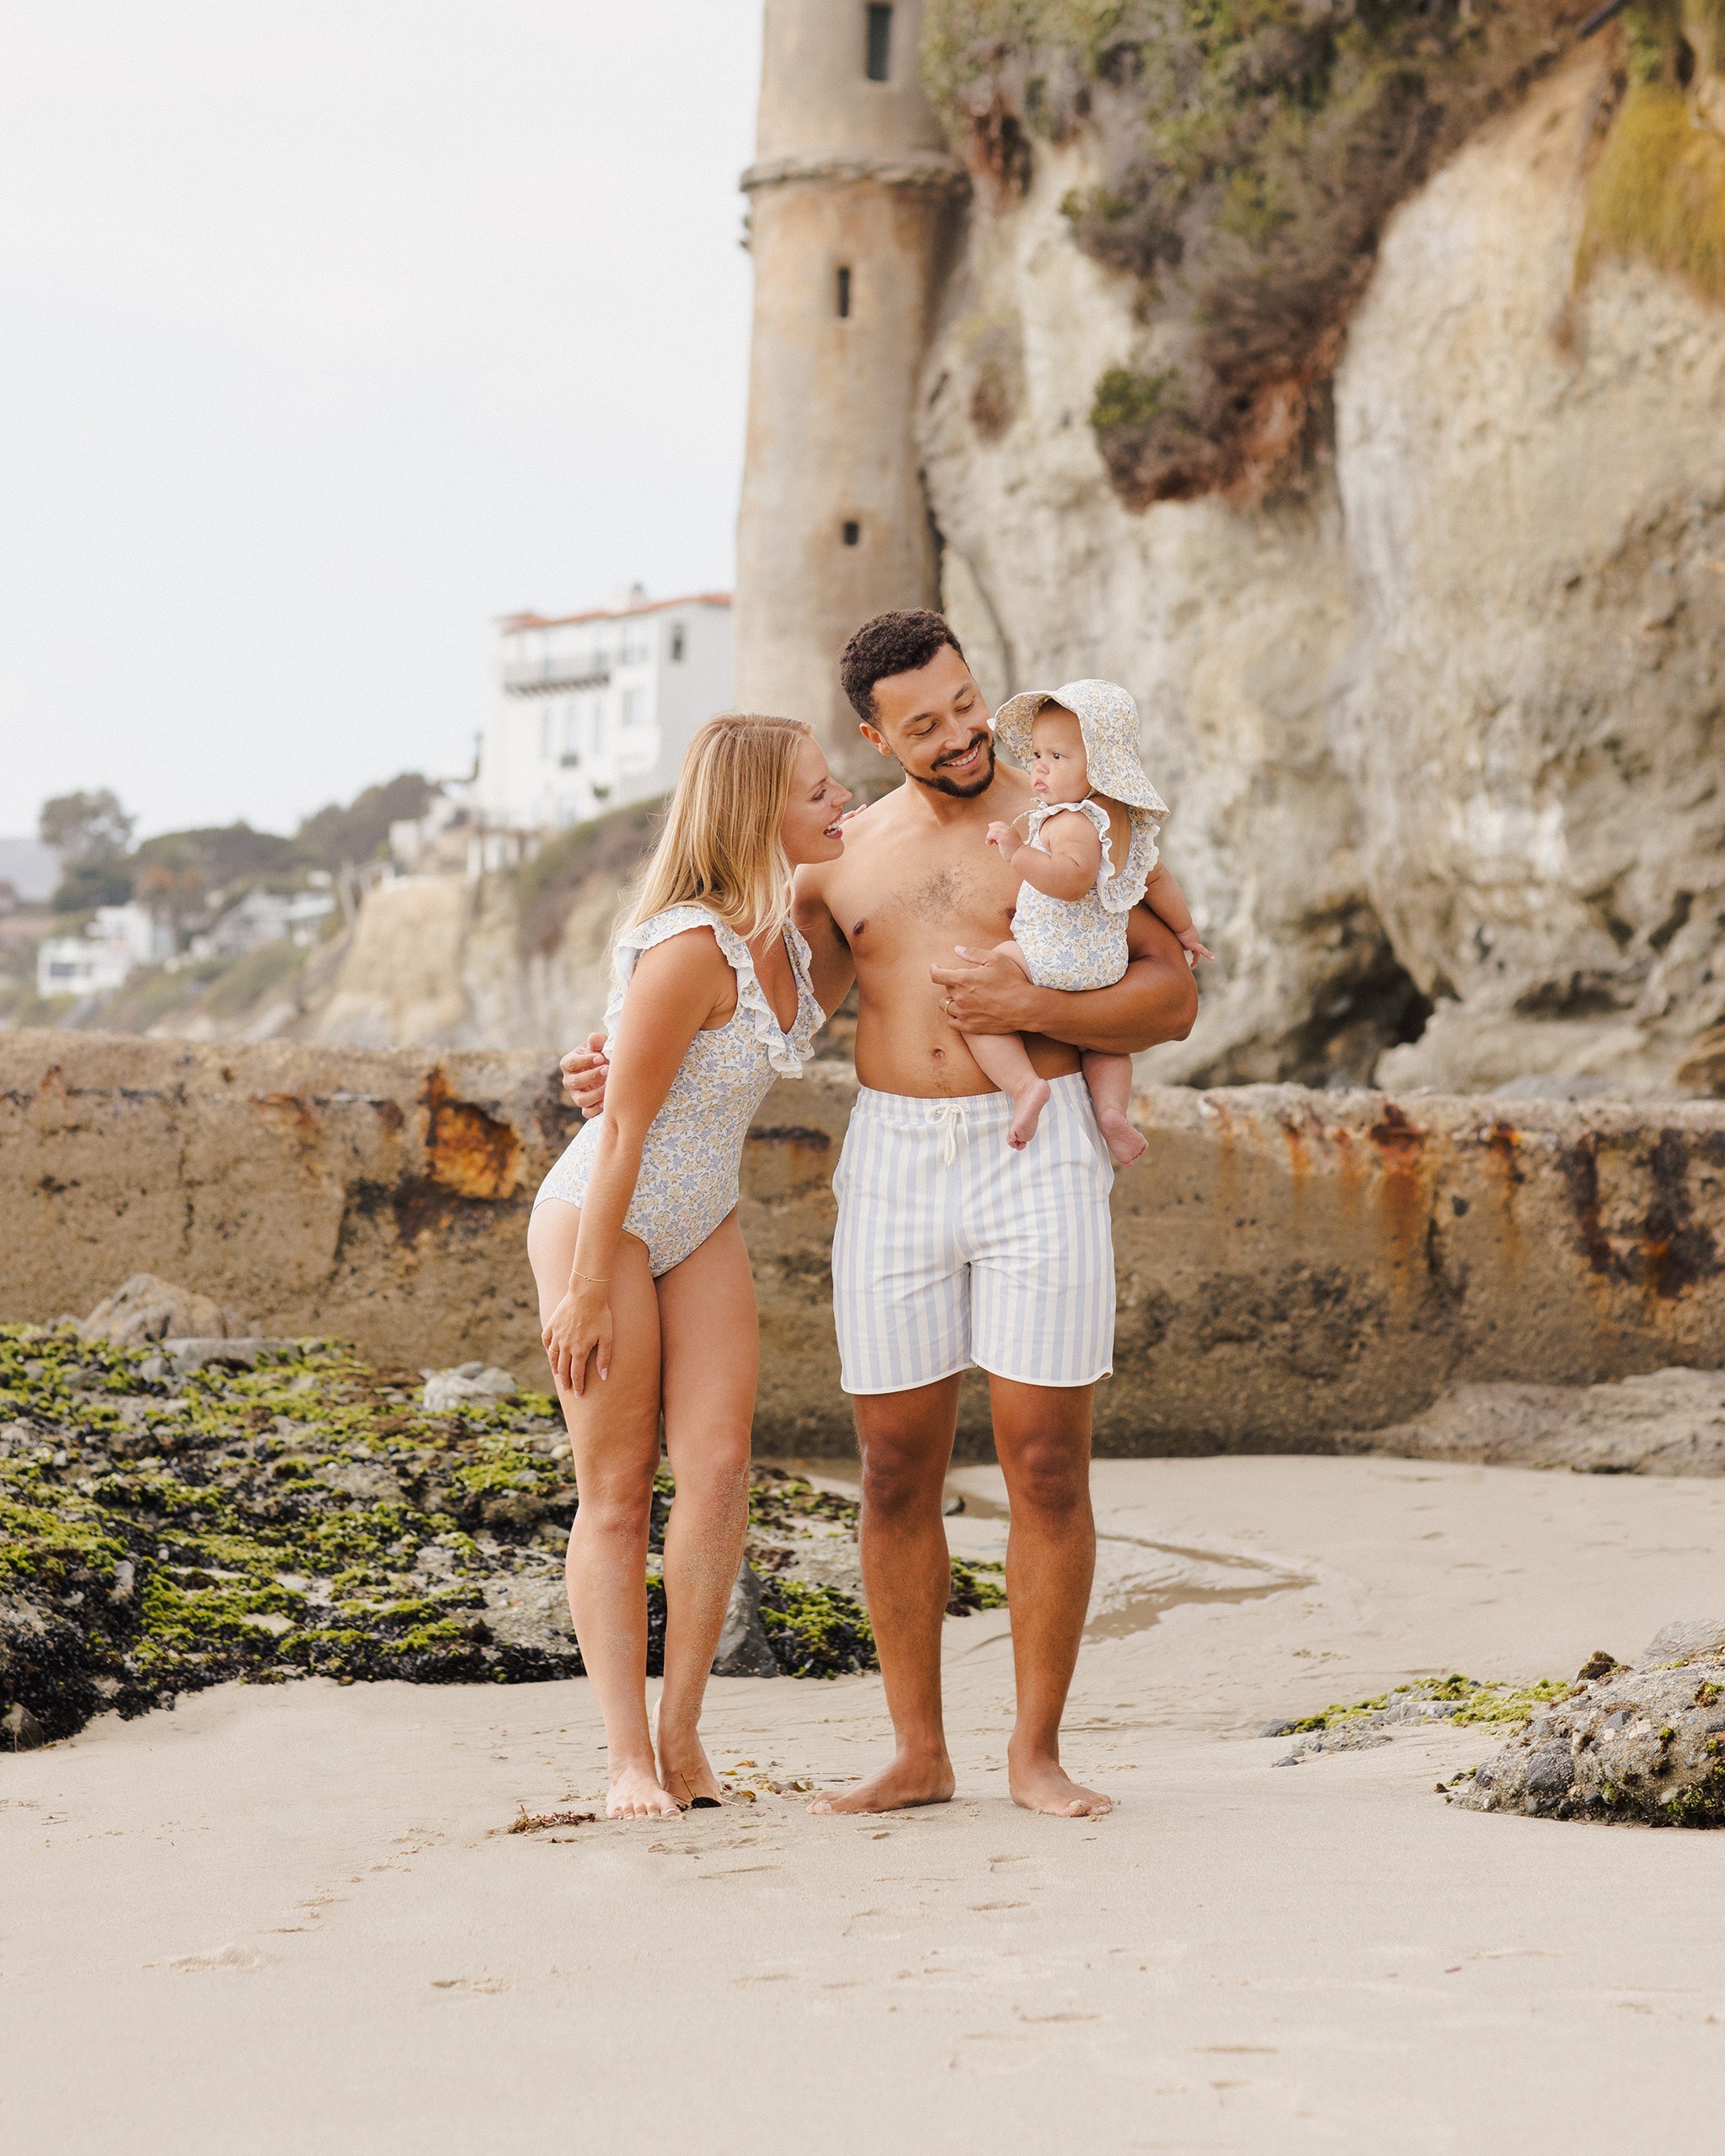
left=573, top=1269, right=611, bottom=1286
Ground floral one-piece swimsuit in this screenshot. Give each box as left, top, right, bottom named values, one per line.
left=532, top=903, right=824, bottom=1276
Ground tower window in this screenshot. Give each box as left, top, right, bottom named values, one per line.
left=842, top=520, right=861, bottom=547
left=836, top=265, right=852, bottom=318
left=669, top=622, right=686, bottom=661
left=865, top=5, right=892, bottom=82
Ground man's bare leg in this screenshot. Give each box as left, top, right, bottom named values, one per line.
left=809, top=1374, right=961, bottom=1815
left=1081, top=1048, right=1147, bottom=1168
left=989, top=1374, right=1112, bottom=1817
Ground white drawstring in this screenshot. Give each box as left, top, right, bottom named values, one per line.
left=928, top=1097, right=968, bottom=1165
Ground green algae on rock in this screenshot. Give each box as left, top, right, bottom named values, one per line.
left=0, top=1330, right=1004, bottom=1740
left=1449, top=1622, right=1725, bottom=1825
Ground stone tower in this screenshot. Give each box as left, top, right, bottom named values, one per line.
left=734, top=0, right=965, bottom=776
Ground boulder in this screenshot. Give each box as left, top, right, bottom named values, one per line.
left=422, top=1363, right=518, bottom=1413
left=711, top=1562, right=778, bottom=1680
left=80, top=1274, right=254, bottom=1347
left=1450, top=1625, right=1725, bottom=1827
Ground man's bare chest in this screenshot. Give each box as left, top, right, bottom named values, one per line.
left=828, top=828, right=1019, bottom=959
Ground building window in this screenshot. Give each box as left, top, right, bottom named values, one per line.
left=865, top=4, right=892, bottom=81
left=842, top=520, right=861, bottom=547
left=836, top=265, right=852, bottom=318
left=669, top=622, right=686, bottom=661
left=623, top=689, right=644, bottom=728
left=593, top=699, right=607, bottom=754
left=622, top=624, right=649, bottom=665
left=562, top=702, right=579, bottom=759
left=539, top=707, right=552, bottom=760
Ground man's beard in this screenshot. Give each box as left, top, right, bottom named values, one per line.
left=911, top=732, right=996, bottom=800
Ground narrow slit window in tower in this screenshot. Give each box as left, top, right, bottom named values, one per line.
left=836, top=265, right=852, bottom=318
left=842, top=520, right=861, bottom=547
left=865, top=5, right=892, bottom=82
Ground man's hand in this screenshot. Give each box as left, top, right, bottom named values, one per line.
left=559, top=1033, right=609, bottom=1118
left=930, top=947, right=1040, bottom=1035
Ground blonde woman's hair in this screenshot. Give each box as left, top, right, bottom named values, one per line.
left=625, top=713, right=811, bottom=947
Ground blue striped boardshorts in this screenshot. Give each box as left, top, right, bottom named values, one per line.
left=831, top=1072, right=1116, bottom=1395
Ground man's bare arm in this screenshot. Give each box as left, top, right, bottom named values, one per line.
left=792, top=868, right=857, bottom=1018
left=932, top=905, right=1198, bottom=1056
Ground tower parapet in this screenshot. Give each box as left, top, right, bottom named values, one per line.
left=734, top=1, right=966, bottom=776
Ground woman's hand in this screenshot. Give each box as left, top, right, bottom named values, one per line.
left=985, top=819, right=1022, bottom=862
left=542, top=1282, right=613, bottom=1398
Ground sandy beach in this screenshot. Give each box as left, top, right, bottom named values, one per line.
left=9, top=1454, right=1725, bottom=2155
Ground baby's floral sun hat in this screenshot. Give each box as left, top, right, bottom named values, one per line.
left=993, top=679, right=1168, bottom=819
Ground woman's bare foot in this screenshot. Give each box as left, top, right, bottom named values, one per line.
left=809, top=1750, right=956, bottom=1816
left=1094, top=1107, right=1147, bottom=1167
left=607, top=1761, right=681, bottom=1820
left=657, top=1733, right=723, bottom=1809
left=1008, top=1748, right=1113, bottom=1817
left=1007, top=1078, right=1051, bottom=1151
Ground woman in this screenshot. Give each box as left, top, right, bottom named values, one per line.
left=527, top=714, right=852, bottom=1818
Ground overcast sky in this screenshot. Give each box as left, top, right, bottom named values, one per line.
left=0, top=0, right=761, bottom=841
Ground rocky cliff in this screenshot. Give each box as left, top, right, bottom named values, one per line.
left=921, top=13, right=1725, bottom=1097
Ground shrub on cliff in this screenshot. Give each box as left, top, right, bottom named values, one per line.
left=924, top=1, right=1599, bottom=505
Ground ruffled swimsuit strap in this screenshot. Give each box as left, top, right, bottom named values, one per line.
left=606, top=904, right=729, bottom=1022
left=1026, top=798, right=1117, bottom=888
left=704, top=917, right=822, bottom=1079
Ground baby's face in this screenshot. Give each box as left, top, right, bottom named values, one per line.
left=1028, top=707, right=1089, bottom=802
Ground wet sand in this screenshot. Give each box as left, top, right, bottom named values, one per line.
left=8, top=1456, right=1725, bottom=2154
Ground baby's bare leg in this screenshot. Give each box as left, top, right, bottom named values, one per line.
left=1081, top=1049, right=1147, bottom=1168
left=961, top=942, right=1050, bottom=1150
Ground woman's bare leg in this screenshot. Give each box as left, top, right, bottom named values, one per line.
left=527, top=1200, right=678, bottom=1821
left=653, top=1209, right=759, bottom=1805
left=1081, top=1049, right=1147, bottom=1166
left=961, top=940, right=1049, bottom=1150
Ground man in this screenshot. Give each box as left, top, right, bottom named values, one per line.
left=564, top=611, right=1195, bottom=1816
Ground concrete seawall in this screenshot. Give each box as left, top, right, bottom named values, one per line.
left=4, top=1030, right=1723, bottom=1454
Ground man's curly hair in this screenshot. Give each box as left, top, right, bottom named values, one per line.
left=838, top=610, right=966, bottom=723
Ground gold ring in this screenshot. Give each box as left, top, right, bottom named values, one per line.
left=943, top=997, right=954, bottom=1019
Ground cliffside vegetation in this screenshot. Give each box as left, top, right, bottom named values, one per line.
left=1580, top=3, right=1725, bottom=306
left=923, top=2, right=1603, bottom=506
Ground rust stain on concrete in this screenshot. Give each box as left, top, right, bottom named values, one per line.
left=420, top=1067, right=521, bottom=1201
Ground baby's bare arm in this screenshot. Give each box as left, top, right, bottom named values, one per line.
left=1012, top=815, right=1100, bottom=903
left=1141, top=862, right=1194, bottom=937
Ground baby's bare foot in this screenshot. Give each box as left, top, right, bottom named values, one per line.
left=1095, top=1107, right=1147, bottom=1167
left=809, top=1751, right=955, bottom=1816
left=657, top=1733, right=723, bottom=1809
left=1008, top=1749, right=1113, bottom=1817
left=606, top=1763, right=681, bottom=1820
left=1007, top=1078, right=1050, bottom=1150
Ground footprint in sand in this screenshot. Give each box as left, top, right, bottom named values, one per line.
left=159, top=1945, right=266, bottom=1973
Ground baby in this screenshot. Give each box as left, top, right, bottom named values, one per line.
left=969, top=678, right=1210, bottom=1164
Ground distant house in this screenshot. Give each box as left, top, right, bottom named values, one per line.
left=36, top=902, right=171, bottom=1000
left=473, top=588, right=733, bottom=831
left=199, top=889, right=335, bottom=958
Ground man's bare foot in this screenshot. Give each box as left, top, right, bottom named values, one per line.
left=1007, top=1078, right=1050, bottom=1150
left=809, top=1752, right=956, bottom=1816
left=607, top=1761, right=681, bottom=1820
left=1008, top=1752, right=1113, bottom=1817
left=657, top=1733, right=723, bottom=1809
left=1095, top=1107, right=1147, bottom=1167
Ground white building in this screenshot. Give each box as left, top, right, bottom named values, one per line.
left=473, top=588, right=733, bottom=830
left=36, top=902, right=172, bottom=1000
left=196, top=888, right=336, bottom=958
